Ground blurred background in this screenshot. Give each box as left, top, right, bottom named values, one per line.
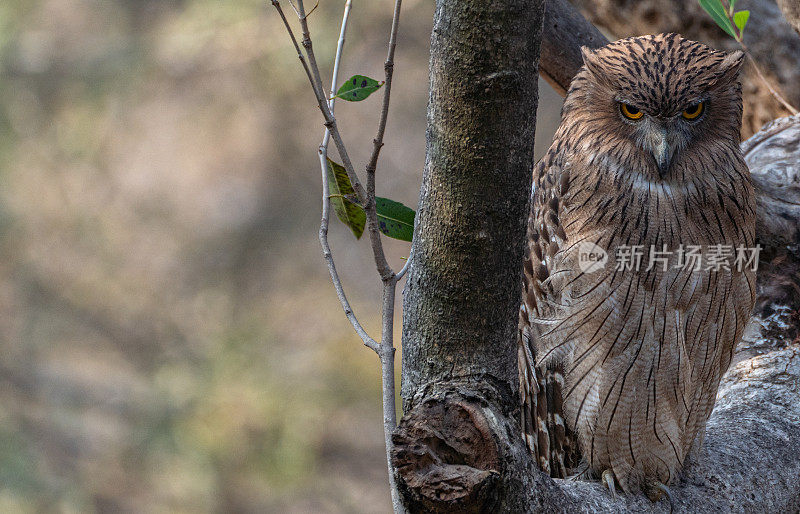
left=0, top=0, right=562, bottom=512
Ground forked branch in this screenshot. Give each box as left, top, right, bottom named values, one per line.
left=271, top=1, right=406, bottom=511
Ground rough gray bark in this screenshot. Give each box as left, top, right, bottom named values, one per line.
left=745, top=114, right=800, bottom=250
left=395, top=0, right=558, bottom=511
left=742, top=115, right=800, bottom=317
left=394, top=1, right=800, bottom=511
left=400, top=0, right=545, bottom=401
left=568, top=0, right=800, bottom=137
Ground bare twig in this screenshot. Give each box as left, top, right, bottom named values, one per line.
left=718, top=0, right=798, bottom=114
left=316, top=1, right=381, bottom=355
left=294, top=0, right=374, bottom=211
left=294, top=0, right=326, bottom=97
left=359, top=1, right=406, bottom=511
left=363, top=0, right=404, bottom=281
left=396, top=247, right=412, bottom=280
left=271, top=1, right=368, bottom=215
left=305, top=0, right=319, bottom=18
left=378, top=281, right=403, bottom=514
left=271, top=1, right=324, bottom=101
left=320, top=0, right=352, bottom=163
left=742, top=51, right=798, bottom=114
left=287, top=0, right=300, bottom=18
left=319, top=219, right=380, bottom=353
left=273, top=0, right=376, bottom=353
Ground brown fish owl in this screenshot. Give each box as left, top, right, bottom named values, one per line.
left=518, top=33, right=756, bottom=498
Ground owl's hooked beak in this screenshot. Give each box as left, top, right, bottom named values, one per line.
left=643, top=123, right=671, bottom=178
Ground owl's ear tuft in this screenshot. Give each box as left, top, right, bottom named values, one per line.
left=712, top=50, right=745, bottom=87
left=580, top=46, right=609, bottom=84
left=580, top=46, right=595, bottom=65
left=580, top=46, right=601, bottom=72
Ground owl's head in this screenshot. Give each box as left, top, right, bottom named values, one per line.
left=568, top=33, right=744, bottom=180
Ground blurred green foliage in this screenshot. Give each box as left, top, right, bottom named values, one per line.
left=0, top=0, right=421, bottom=511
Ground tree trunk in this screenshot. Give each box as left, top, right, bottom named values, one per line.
left=399, top=0, right=544, bottom=403
left=395, top=0, right=569, bottom=511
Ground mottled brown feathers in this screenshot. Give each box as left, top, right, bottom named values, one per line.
left=580, top=33, right=744, bottom=116
left=518, top=33, right=755, bottom=495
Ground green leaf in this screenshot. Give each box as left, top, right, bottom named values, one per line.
left=733, top=10, right=750, bottom=36
left=326, top=158, right=365, bottom=238
left=698, top=0, right=736, bottom=38
left=729, top=0, right=736, bottom=10
left=333, top=75, right=384, bottom=102
left=375, top=197, right=415, bottom=242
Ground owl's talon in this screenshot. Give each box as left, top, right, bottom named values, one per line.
left=567, top=462, right=591, bottom=481
left=645, top=481, right=674, bottom=512
left=601, top=469, right=617, bottom=499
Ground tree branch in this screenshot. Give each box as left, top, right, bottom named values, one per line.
left=271, top=0, right=367, bottom=214
left=363, top=2, right=406, bottom=512
left=273, top=0, right=408, bottom=510
left=315, top=0, right=378, bottom=353
left=395, top=0, right=551, bottom=510
left=364, top=0, right=404, bottom=282
left=538, top=0, right=606, bottom=95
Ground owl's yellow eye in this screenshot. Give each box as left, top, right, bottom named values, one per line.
left=619, top=103, right=643, bottom=120
left=682, top=101, right=705, bottom=120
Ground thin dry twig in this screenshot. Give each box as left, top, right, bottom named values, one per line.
left=305, top=0, right=320, bottom=18
left=396, top=247, right=412, bottom=280
left=290, top=34, right=371, bottom=207
left=271, top=1, right=367, bottom=214
left=363, top=0, right=404, bottom=281
left=273, top=0, right=377, bottom=353
left=287, top=0, right=300, bottom=17
left=316, top=2, right=378, bottom=352
left=367, top=8, right=406, bottom=513
left=743, top=51, right=798, bottom=114
left=271, top=2, right=322, bottom=100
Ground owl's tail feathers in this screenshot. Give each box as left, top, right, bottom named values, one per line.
left=519, top=329, right=553, bottom=476
left=518, top=327, right=574, bottom=478
left=544, top=367, right=570, bottom=478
